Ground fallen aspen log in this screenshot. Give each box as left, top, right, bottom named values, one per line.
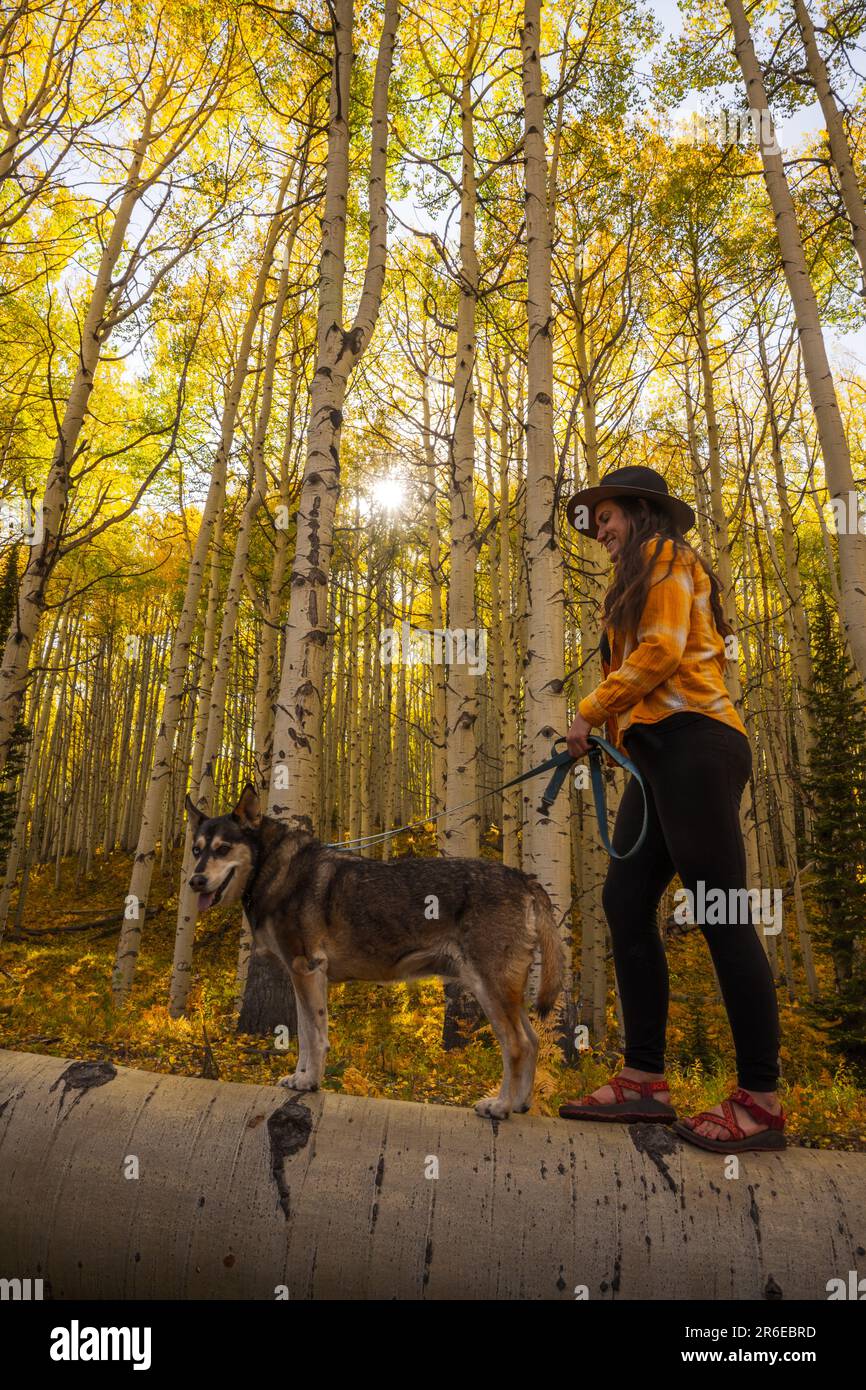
left=0, top=1049, right=864, bottom=1300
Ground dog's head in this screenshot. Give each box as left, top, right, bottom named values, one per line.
left=185, top=783, right=261, bottom=914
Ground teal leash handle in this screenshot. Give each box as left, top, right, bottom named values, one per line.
left=541, top=735, right=649, bottom=861
left=325, top=732, right=648, bottom=858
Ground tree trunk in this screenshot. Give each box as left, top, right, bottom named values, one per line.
left=573, top=253, right=611, bottom=1044
left=442, top=27, right=483, bottom=1046
left=3, top=1049, right=864, bottom=1300
left=520, top=0, right=574, bottom=1055
left=268, top=0, right=399, bottom=830
left=421, top=324, right=448, bottom=844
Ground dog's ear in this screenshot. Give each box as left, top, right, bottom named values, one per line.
left=185, top=793, right=205, bottom=835
left=233, top=782, right=262, bottom=829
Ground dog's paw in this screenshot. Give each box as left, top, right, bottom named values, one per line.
left=277, top=1071, right=319, bottom=1092
left=474, top=1096, right=511, bottom=1120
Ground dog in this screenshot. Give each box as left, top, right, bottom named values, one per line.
left=185, top=784, right=564, bottom=1118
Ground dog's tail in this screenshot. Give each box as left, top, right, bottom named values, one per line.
left=528, top=880, right=565, bottom=1018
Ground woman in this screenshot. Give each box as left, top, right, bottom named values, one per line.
left=559, top=465, right=785, bottom=1153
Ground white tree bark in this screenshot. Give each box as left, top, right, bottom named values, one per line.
left=442, top=32, right=481, bottom=859
left=520, top=0, right=573, bottom=1049
left=573, top=254, right=611, bottom=1042
left=3, top=1049, right=864, bottom=1300
left=268, top=0, right=400, bottom=829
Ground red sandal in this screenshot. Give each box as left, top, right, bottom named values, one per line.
left=559, top=1073, right=677, bottom=1124
left=672, top=1087, right=786, bottom=1153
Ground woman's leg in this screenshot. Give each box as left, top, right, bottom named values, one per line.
left=630, top=719, right=782, bottom=1136
left=598, top=760, right=676, bottom=1074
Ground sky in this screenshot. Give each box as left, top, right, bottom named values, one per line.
left=389, top=0, right=865, bottom=370
left=111, top=0, right=865, bottom=384
left=650, top=0, right=866, bottom=368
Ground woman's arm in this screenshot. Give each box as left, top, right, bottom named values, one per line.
left=577, top=540, right=694, bottom=728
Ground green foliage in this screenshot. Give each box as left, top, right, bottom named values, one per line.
left=801, top=589, right=866, bottom=1071
left=0, top=550, right=31, bottom=860
left=680, top=992, right=720, bottom=1072
left=2, top=843, right=866, bottom=1150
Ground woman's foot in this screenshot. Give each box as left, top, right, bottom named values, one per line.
left=583, top=1067, right=669, bottom=1107
left=559, top=1066, right=677, bottom=1122
left=684, top=1088, right=782, bottom=1143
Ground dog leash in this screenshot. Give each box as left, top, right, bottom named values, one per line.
left=324, top=734, right=649, bottom=862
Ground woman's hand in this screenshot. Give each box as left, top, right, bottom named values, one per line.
left=566, top=712, right=594, bottom=758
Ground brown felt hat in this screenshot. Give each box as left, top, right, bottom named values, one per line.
left=565, top=465, right=695, bottom=539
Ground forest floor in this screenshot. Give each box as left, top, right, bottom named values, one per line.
left=1, top=841, right=864, bottom=1153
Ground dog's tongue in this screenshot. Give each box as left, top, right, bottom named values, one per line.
left=198, top=891, right=216, bottom=912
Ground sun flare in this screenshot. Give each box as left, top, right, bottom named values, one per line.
left=371, top=476, right=405, bottom=512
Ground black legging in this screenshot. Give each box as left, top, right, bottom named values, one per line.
left=603, top=711, right=781, bottom=1092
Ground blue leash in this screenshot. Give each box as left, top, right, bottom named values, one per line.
left=325, top=733, right=649, bottom=861
left=537, top=735, right=649, bottom=861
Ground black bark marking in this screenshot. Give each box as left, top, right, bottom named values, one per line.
left=764, top=1273, right=783, bottom=1300
left=748, top=1184, right=761, bottom=1244
left=49, top=1061, right=116, bottom=1110
left=0, top=1088, right=25, bottom=1120
left=267, top=1096, right=313, bottom=1221
left=370, top=1152, right=385, bottom=1232
left=629, top=1122, right=679, bottom=1195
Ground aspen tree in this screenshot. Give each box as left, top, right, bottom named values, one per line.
left=791, top=0, right=866, bottom=296
left=0, top=0, right=105, bottom=242
left=0, top=11, right=243, bottom=778
left=520, top=0, right=573, bottom=1050
left=572, top=252, right=612, bottom=1042
left=268, top=0, right=400, bottom=827
left=725, top=0, right=866, bottom=688
left=113, top=181, right=291, bottom=1002
left=495, top=358, right=521, bottom=867
left=422, top=326, right=448, bottom=841
left=437, top=19, right=486, bottom=1043
left=170, top=189, right=302, bottom=1017
left=442, top=25, right=481, bottom=863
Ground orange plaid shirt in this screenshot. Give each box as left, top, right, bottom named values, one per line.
left=578, top=535, right=747, bottom=756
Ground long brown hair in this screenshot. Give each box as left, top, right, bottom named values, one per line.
left=601, top=496, right=733, bottom=646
